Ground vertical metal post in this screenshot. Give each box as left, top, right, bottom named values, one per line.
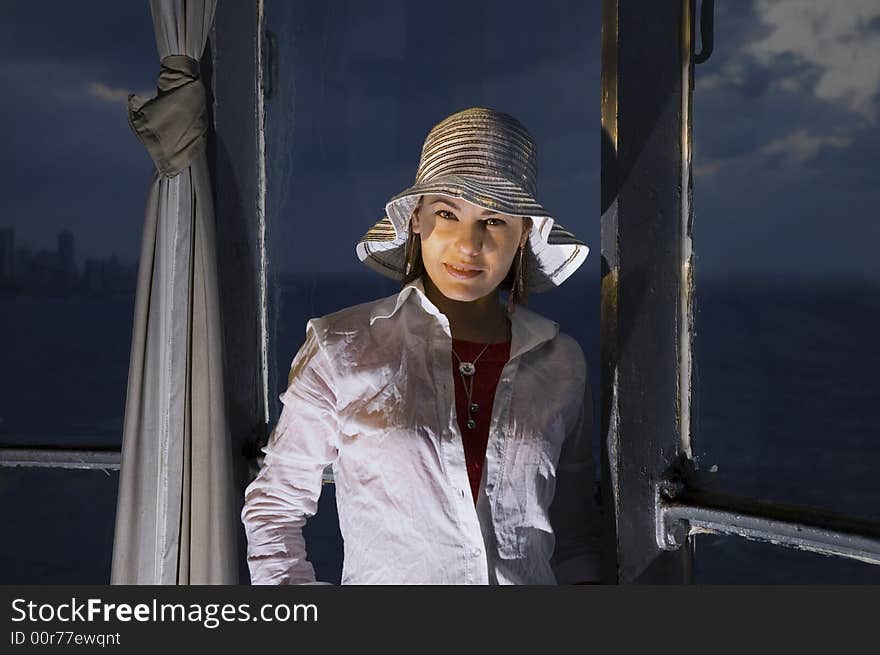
left=600, top=0, right=696, bottom=583
left=206, top=0, right=265, bottom=584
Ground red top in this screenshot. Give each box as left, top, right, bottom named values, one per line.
left=451, top=338, right=512, bottom=505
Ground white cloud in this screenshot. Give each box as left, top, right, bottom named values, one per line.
left=759, top=129, right=851, bottom=162
left=694, top=128, right=851, bottom=178
left=697, top=61, right=748, bottom=91
left=747, top=0, right=880, bottom=121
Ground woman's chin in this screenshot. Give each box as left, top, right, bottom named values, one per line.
left=432, top=280, right=496, bottom=303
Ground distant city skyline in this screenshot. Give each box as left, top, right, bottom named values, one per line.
left=0, top=225, right=138, bottom=270
left=0, top=225, right=136, bottom=296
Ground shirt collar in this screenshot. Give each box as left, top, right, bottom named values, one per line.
left=369, top=277, right=560, bottom=360
left=369, top=277, right=437, bottom=326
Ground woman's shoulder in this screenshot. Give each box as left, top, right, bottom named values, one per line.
left=515, top=306, right=587, bottom=379
left=305, top=292, right=400, bottom=346
left=554, top=329, right=586, bottom=359
left=549, top=330, right=587, bottom=379
left=516, top=306, right=585, bottom=356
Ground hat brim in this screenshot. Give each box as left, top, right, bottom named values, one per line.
left=388, top=175, right=551, bottom=228
left=356, top=176, right=589, bottom=292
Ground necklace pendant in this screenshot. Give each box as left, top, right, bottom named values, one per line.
left=459, top=362, right=476, bottom=376
left=469, top=403, right=479, bottom=414
left=466, top=418, right=477, bottom=430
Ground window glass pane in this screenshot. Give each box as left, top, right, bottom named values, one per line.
left=693, top=534, right=880, bottom=584
left=0, top=297, right=137, bottom=445
left=265, top=0, right=600, bottom=581
left=0, top=2, right=155, bottom=445
left=692, top=1, right=880, bottom=522
left=0, top=467, right=118, bottom=583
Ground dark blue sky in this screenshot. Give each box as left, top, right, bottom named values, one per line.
left=0, top=1, right=156, bottom=266
left=692, top=0, right=880, bottom=281
left=1, top=0, right=878, bottom=281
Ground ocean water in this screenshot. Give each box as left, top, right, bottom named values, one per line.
left=1, top=275, right=879, bottom=583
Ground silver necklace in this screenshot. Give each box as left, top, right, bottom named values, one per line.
left=451, top=342, right=491, bottom=430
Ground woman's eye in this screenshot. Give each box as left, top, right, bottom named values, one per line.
left=484, top=218, right=506, bottom=227
left=436, top=210, right=457, bottom=220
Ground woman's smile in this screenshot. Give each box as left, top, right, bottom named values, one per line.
left=443, top=262, right=484, bottom=279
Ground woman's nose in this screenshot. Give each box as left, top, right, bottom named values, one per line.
left=455, top=224, right=483, bottom=255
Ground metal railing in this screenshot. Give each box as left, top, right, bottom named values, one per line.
left=656, top=477, right=880, bottom=567
left=0, top=446, right=121, bottom=471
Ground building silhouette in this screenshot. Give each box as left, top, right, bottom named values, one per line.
left=58, top=230, right=77, bottom=285
left=0, top=227, right=13, bottom=287
left=0, top=227, right=136, bottom=296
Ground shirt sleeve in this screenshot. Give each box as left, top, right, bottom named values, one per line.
left=549, top=352, right=602, bottom=584
left=240, top=323, right=340, bottom=585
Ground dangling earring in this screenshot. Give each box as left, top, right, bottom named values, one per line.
left=404, top=231, right=416, bottom=278
left=404, top=224, right=421, bottom=281
left=404, top=232, right=413, bottom=277
left=507, top=242, right=526, bottom=314
left=404, top=206, right=422, bottom=280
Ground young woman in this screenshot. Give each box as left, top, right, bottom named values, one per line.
left=241, top=107, right=601, bottom=585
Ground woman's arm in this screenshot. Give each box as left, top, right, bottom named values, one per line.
left=548, top=353, right=602, bottom=585
left=240, top=325, right=340, bottom=585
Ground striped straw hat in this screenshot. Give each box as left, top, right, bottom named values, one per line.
left=356, top=107, right=588, bottom=292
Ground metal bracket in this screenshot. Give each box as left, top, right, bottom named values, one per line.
left=655, top=464, right=880, bottom=565
left=656, top=478, right=689, bottom=550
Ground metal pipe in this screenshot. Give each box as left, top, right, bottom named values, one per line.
left=0, top=448, right=121, bottom=471
left=658, top=487, right=880, bottom=566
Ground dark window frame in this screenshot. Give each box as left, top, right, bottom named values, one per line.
left=600, top=0, right=880, bottom=583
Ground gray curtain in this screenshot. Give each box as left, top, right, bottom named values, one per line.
left=111, top=0, right=238, bottom=584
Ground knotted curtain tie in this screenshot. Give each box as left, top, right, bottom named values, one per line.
left=127, top=54, right=207, bottom=178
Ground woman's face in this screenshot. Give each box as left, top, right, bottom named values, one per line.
left=411, top=194, right=531, bottom=303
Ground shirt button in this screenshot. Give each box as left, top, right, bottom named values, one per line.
left=473, top=547, right=482, bottom=556
left=459, top=488, right=466, bottom=497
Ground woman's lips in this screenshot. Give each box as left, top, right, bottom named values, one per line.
left=443, top=263, right=484, bottom=279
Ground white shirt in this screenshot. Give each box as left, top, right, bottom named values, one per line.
left=241, top=278, right=601, bottom=585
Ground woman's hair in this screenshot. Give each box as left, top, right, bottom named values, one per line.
left=401, top=199, right=531, bottom=306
